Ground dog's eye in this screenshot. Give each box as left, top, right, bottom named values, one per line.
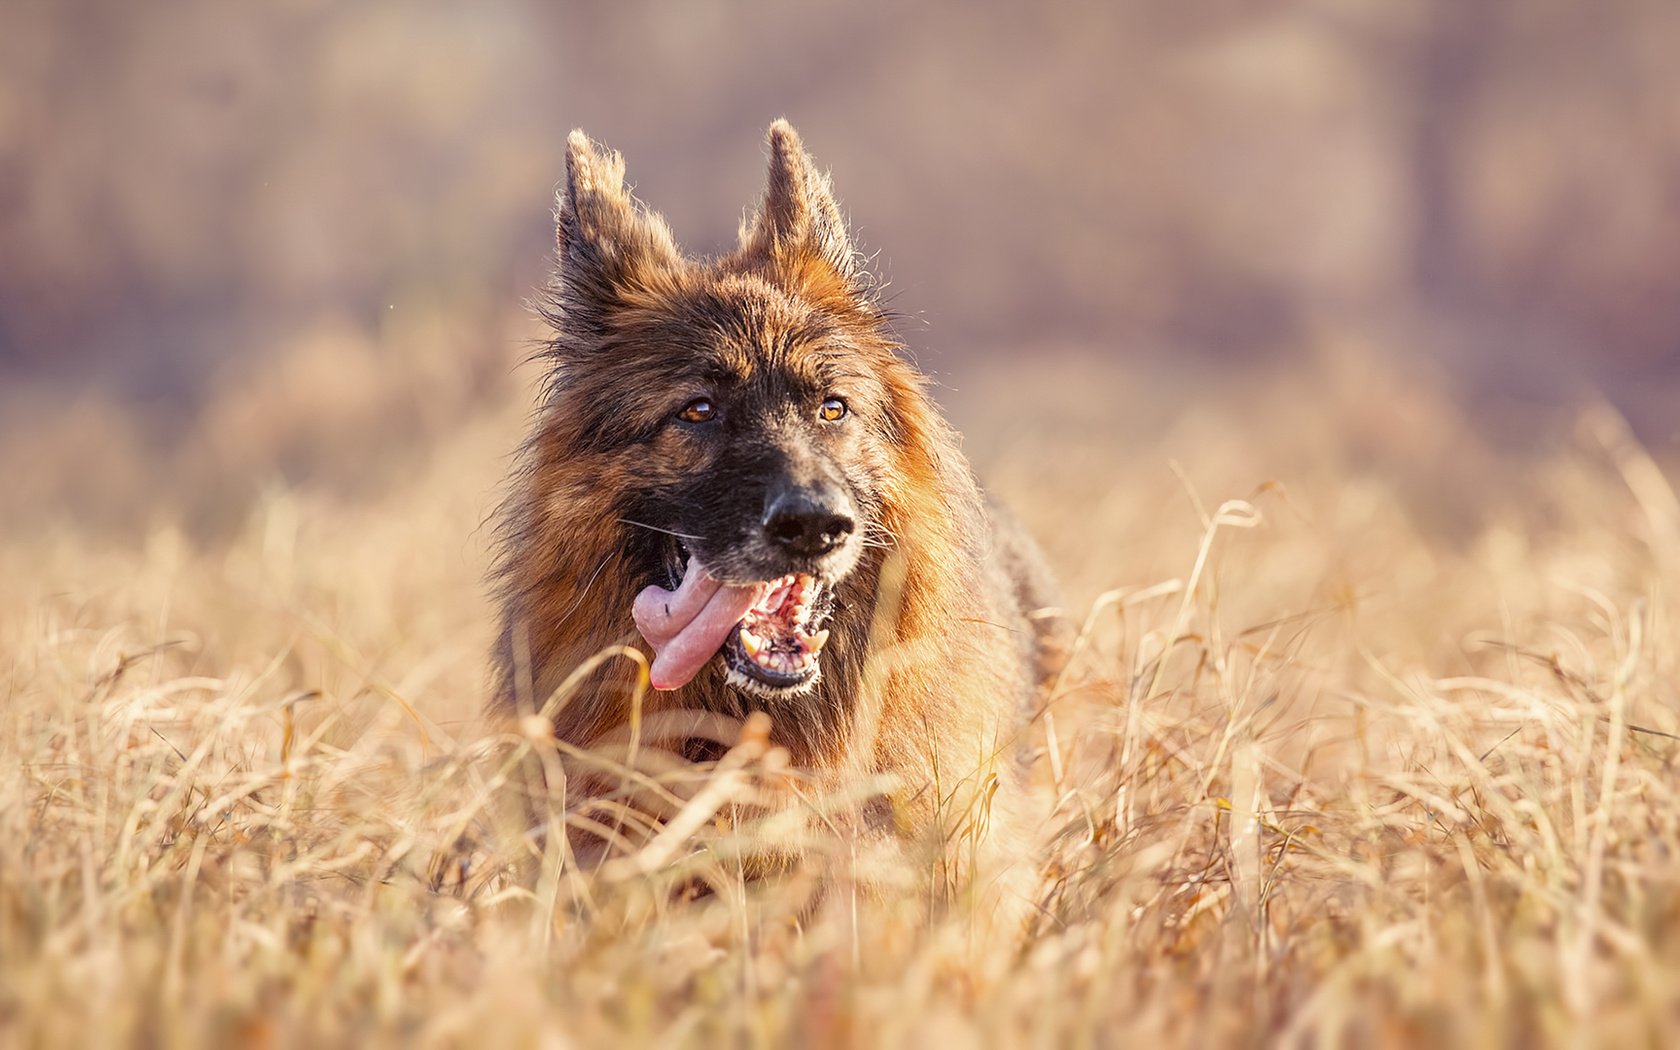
left=678, top=398, right=716, bottom=423
left=819, top=397, right=847, bottom=422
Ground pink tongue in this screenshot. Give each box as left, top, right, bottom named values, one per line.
left=632, top=558, right=765, bottom=690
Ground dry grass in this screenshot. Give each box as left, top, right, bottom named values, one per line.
left=6, top=351, right=1680, bottom=1048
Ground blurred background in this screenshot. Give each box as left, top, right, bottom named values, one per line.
left=3, top=0, right=1677, bottom=538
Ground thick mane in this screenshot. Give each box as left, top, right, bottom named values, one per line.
left=489, top=318, right=992, bottom=767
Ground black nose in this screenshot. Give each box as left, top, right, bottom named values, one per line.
left=763, top=487, right=855, bottom=557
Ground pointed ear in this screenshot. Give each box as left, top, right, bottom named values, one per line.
left=553, top=130, right=682, bottom=327
left=739, top=120, right=867, bottom=297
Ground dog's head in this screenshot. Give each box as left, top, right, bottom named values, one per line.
left=538, top=121, right=931, bottom=699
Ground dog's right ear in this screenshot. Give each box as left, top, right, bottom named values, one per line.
left=552, top=131, right=682, bottom=330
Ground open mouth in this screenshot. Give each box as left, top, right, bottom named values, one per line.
left=660, top=542, right=833, bottom=695
left=720, top=572, right=830, bottom=692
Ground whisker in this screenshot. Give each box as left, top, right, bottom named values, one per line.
left=617, top=519, right=703, bottom=541
left=552, top=553, right=614, bottom=630
left=859, top=523, right=899, bottom=549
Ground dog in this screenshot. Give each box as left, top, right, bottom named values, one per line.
left=490, top=120, right=1065, bottom=914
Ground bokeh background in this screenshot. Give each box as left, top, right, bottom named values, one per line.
left=13, top=8, right=1680, bottom=1042
left=3, top=0, right=1678, bottom=539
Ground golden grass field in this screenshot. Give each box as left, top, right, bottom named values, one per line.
left=5, top=338, right=1680, bottom=1047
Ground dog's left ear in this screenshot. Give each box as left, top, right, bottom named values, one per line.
left=738, top=120, right=869, bottom=301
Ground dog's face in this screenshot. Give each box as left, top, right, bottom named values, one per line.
left=545, top=123, right=907, bottom=699
left=621, top=287, right=893, bottom=696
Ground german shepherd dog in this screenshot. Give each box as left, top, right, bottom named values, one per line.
left=491, top=121, right=1064, bottom=914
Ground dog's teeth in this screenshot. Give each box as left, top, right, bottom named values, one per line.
left=807, top=629, right=829, bottom=654
left=741, top=631, right=763, bottom=657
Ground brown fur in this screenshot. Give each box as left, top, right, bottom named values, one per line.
left=490, top=121, right=1064, bottom=912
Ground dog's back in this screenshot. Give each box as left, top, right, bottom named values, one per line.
left=985, top=496, right=1070, bottom=700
